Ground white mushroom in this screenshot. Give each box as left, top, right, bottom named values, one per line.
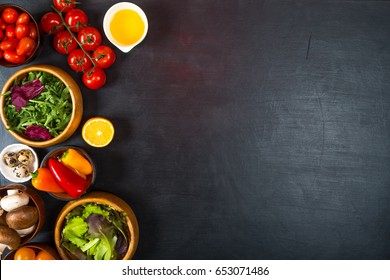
left=0, top=225, right=21, bottom=257
left=15, top=224, right=36, bottom=237
left=0, top=190, right=30, bottom=212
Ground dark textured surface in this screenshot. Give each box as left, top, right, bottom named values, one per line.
left=1, top=0, right=390, bottom=260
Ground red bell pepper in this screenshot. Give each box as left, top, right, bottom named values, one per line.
left=48, top=158, right=88, bottom=198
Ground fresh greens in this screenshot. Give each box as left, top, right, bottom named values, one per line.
left=61, top=203, right=130, bottom=260
left=2, top=71, right=73, bottom=140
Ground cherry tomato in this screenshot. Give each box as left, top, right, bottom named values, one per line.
left=40, top=12, right=64, bottom=34
left=14, top=247, right=36, bottom=260
left=28, top=22, right=38, bottom=40
left=2, top=7, right=19, bottom=24
left=77, top=26, right=102, bottom=51
left=68, top=48, right=92, bottom=72
left=16, top=36, right=36, bottom=56
left=0, top=18, right=6, bottom=30
left=0, top=29, right=3, bottom=40
left=16, top=12, right=30, bottom=25
left=53, top=30, right=78, bottom=55
left=0, top=50, right=3, bottom=59
left=65, top=8, right=88, bottom=32
left=82, top=67, right=106, bottom=90
left=35, top=250, right=55, bottom=260
left=53, top=0, right=77, bottom=13
left=5, top=24, right=15, bottom=38
left=0, top=37, right=19, bottom=51
left=92, top=45, right=116, bottom=69
left=15, top=24, right=29, bottom=40
left=3, top=50, right=25, bottom=64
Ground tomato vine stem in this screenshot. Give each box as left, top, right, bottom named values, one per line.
left=51, top=5, right=96, bottom=67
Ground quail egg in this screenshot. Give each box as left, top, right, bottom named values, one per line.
left=3, top=152, right=19, bottom=168
left=12, top=164, right=30, bottom=178
left=17, top=149, right=34, bottom=165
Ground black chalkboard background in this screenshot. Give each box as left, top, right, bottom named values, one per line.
left=0, top=0, right=389, bottom=260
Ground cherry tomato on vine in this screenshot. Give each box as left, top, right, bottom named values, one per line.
left=16, top=13, right=30, bottom=25
left=16, top=36, right=36, bottom=56
left=15, top=24, right=29, bottom=40
left=65, top=9, right=88, bottom=32
left=14, top=247, right=36, bottom=260
left=1, top=8, right=19, bottom=24
left=53, top=30, right=78, bottom=55
left=92, top=45, right=116, bottom=69
left=53, top=0, right=77, bottom=13
left=82, top=67, right=106, bottom=90
left=78, top=26, right=102, bottom=51
left=68, top=48, right=92, bottom=72
left=40, top=12, right=64, bottom=34
left=3, top=50, right=25, bottom=64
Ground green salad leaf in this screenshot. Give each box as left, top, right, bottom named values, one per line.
left=61, top=203, right=129, bottom=260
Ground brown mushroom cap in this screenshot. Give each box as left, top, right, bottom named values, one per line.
left=0, top=225, right=21, bottom=250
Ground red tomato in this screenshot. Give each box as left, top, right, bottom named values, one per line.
left=0, top=50, right=3, bottom=59
left=68, top=48, right=92, bottom=72
left=40, top=12, right=64, bottom=34
left=5, top=24, right=15, bottom=38
left=77, top=26, right=102, bottom=51
left=0, top=29, right=3, bottom=40
left=3, top=50, right=25, bottom=64
left=64, top=9, right=88, bottom=32
left=28, top=22, right=38, bottom=40
left=16, top=36, right=36, bottom=56
left=92, top=45, right=116, bottom=69
left=53, top=30, right=78, bottom=55
left=15, top=24, right=29, bottom=40
left=16, top=12, right=30, bottom=25
left=82, top=67, right=106, bottom=90
left=53, top=0, right=77, bottom=13
left=1, top=8, right=19, bottom=24
left=0, top=37, right=19, bottom=51
left=0, top=18, right=6, bottom=30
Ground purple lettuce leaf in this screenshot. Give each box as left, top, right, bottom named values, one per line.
left=24, top=125, right=52, bottom=140
left=11, top=79, right=44, bottom=112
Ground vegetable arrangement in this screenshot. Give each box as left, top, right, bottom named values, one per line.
left=40, top=0, right=116, bottom=90
left=0, top=7, right=39, bottom=64
left=31, top=148, right=93, bottom=198
left=60, top=202, right=129, bottom=260
left=2, top=71, right=72, bottom=141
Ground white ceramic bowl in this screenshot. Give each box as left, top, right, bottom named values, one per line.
left=0, top=144, right=38, bottom=183
left=103, top=2, right=148, bottom=53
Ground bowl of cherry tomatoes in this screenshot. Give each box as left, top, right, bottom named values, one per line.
left=3, top=242, right=60, bottom=260
left=0, top=4, right=41, bottom=67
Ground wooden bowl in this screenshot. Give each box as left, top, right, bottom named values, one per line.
left=54, top=191, right=139, bottom=260
left=0, top=184, right=45, bottom=247
left=0, top=4, right=41, bottom=67
left=40, top=145, right=96, bottom=201
left=3, top=242, right=61, bottom=260
left=0, top=64, right=83, bottom=148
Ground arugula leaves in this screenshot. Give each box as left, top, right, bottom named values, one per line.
left=2, top=71, right=73, bottom=139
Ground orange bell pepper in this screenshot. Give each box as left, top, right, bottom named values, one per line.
left=31, top=167, right=64, bottom=193
left=61, top=148, right=93, bottom=176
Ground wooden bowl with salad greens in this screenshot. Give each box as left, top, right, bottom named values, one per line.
left=0, top=64, right=83, bottom=148
left=54, top=191, right=139, bottom=260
